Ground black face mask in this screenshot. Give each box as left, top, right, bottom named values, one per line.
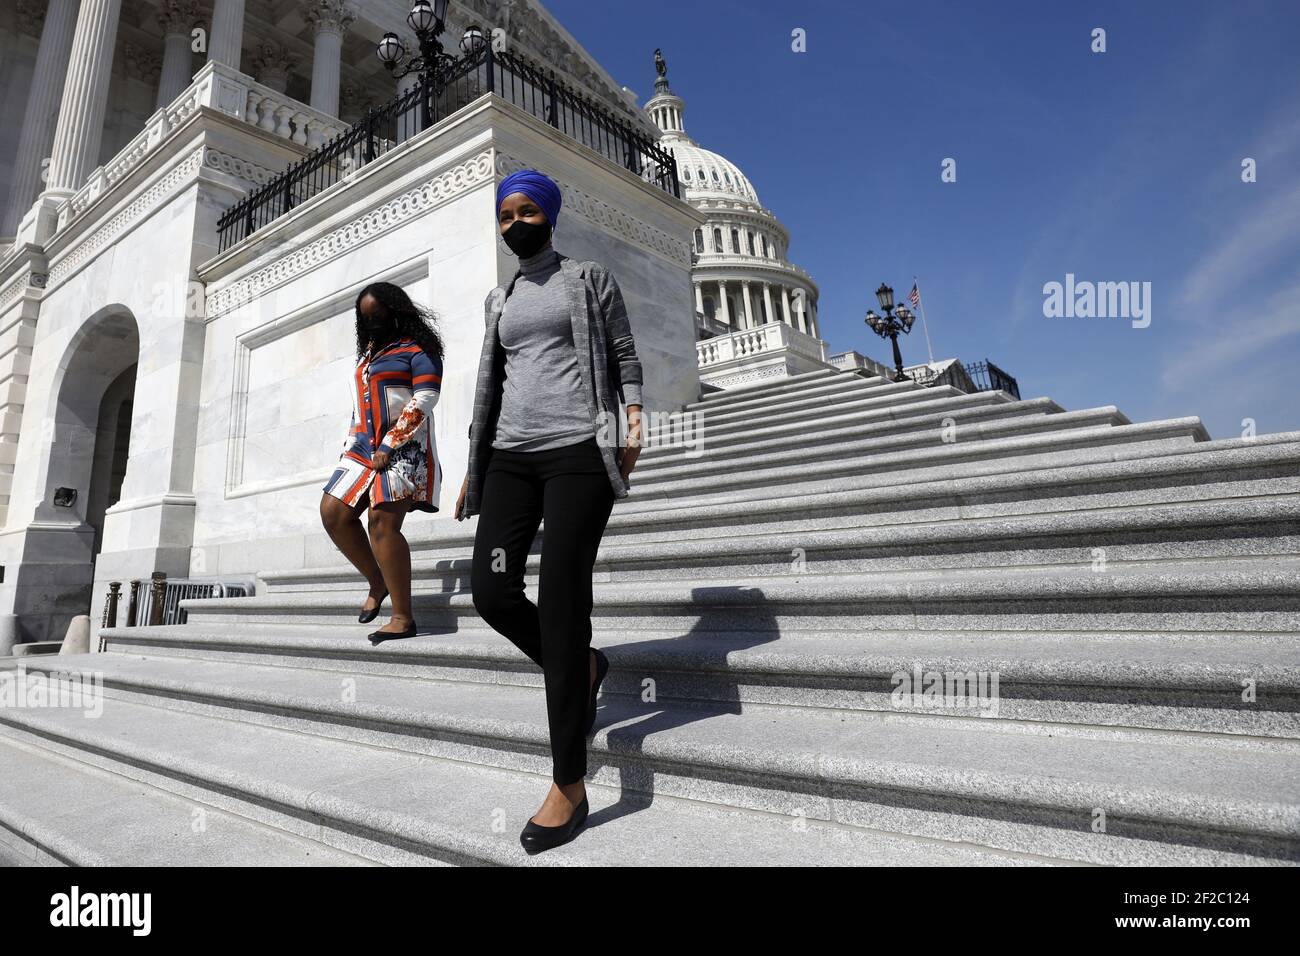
left=502, top=219, right=552, bottom=258
left=362, top=317, right=395, bottom=345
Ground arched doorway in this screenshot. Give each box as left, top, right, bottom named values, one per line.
left=16, top=307, right=140, bottom=643
left=86, top=364, right=136, bottom=560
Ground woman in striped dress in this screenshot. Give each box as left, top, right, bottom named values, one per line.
left=320, top=282, right=444, bottom=641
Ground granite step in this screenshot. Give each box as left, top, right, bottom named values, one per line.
left=382, top=429, right=1281, bottom=559
left=639, top=385, right=1024, bottom=455
left=682, top=367, right=876, bottom=412
left=0, top=735, right=373, bottom=866
left=601, top=439, right=1300, bottom=543
left=637, top=396, right=1061, bottom=469
left=262, top=496, right=1300, bottom=595
left=625, top=420, right=1205, bottom=502
left=686, top=371, right=912, bottom=414
left=11, top=654, right=1296, bottom=865
left=94, top=622, right=1300, bottom=737
left=664, top=380, right=993, bottom=437
left=184, top=559, right=1300, bottom=633
left=0, top=690, right=1054, bottom=866
left=311, top=435, right=1298, bottom=563
left=9, top=642, right=62, bottom=658
left=631, top=405, right=1133, bottom=481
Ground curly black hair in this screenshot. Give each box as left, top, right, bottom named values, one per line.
left=354, top=282, right=444, bottom=364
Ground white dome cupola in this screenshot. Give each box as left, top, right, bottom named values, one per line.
left=644, top=49, right=820, bottom=342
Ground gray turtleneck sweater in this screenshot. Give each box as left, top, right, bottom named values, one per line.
left=491, top=244, right=598, bottom=451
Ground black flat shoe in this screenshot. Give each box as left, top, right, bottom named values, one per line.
left=519, top=796, right=589, bottom=855
left=585, top=648, right=609, bottom=737
left=358, top=590, right=388, bottom=624
left=367, top=620, right=416, bottom=643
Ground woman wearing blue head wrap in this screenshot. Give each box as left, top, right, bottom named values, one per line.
left=495, top=168, right=564, bottom=240
left=455, top=167, right=645, bottom=854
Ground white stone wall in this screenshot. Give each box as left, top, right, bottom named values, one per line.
left=0, top=91, right=306, bottom=640
left=0, top=277, right=42, bottom=524
left=0, top=64, right=703, bottom=638
left=190, top=96, right=703, bottom=583
left=0, top=170, right=205, bottom=641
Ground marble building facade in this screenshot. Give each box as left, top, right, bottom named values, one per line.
left=0, top=0, right=708, bottom=647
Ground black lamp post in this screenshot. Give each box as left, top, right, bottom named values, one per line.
left=864, top=283, right=916, bottom=382
left=376, top=2, right=487, bottom=129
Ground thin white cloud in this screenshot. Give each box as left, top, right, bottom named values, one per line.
left=1178, top=180, right=1300, bottom=309
left=1160, top=274, right=1300, bottom=393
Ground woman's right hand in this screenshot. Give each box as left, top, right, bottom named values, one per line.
left=454, top=473, right=469, bottom=521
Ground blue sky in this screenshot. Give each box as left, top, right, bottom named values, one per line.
left=544, top=0, right=1300, bottom=438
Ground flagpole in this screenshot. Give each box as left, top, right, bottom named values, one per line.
left=913, top=275, right=936, bottom=364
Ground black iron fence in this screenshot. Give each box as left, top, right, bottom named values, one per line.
left=101, top=574, right=254, bottom=634
left=159, top=578, right=255, bottom=625
left=910, top=362, right=972, bottom=392
left=218, top=45, right=680, bottom=251
left=963, top=360, right=1021, bottom=398
left=911, top=359, right=1021, bottom=399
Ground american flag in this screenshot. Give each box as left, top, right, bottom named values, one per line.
left=908, top=283, right=921, bottom=309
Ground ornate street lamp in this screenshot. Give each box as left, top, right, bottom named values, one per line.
left=407, top=0, right=443, bottom=33
left=865, top=283, right=916, bottom=382
left=376, top=2, right=484, bottom=129
left=460, top=24, right=488, bottom=56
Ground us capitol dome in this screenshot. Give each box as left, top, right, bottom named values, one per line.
left=643, top=51, right=821, bottom=346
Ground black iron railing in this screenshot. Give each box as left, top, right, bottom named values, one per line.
left=217, top=45, right=680, bottom=251
left=101, top=575, right=255, bottom=630
left=910, top=363, right=969, bottom=391
left=963, top=360, right=1020, bottom=398
left=159, top=578, right=255, bottom=625
left=911, top=359, right=1021, bottom=399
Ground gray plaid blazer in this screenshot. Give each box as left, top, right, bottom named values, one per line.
left=462, top=251, right=644, bottom=517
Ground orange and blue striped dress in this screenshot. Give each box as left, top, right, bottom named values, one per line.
left=323, top=337, right=443, bottom=512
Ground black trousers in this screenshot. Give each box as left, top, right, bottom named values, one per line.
left=470, top=436, right=615, bottom=785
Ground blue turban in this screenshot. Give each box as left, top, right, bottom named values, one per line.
left=496, top=169, right=562, bottom=226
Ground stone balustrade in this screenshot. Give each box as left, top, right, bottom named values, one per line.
left=58, top=60, right=348, bottom=230
left=697, top=320, right=829, bottom=368
left=827, top=349, right=893, bottom=379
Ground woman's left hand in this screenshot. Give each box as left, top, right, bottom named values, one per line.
left=617, top=405, right=642, bottom=481
left=370, top=450, right=391, bottom=471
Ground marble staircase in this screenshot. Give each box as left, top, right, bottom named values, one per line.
left=2, top=367, right=1297, bottom=865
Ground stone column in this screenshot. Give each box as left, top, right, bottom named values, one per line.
left=208, top=0, right=245, bottom=69
left=396, top=68, right=422, bottom=142
left=306, top=1, right=356, bottom=117
left=248, top=41, right=298, bottom=94
left=741, top=281, right=755, bottom=331
left=762, top=282, right=775, bottom=328
left=156, top=0, right=199, bottom=109
left=694, top=282, right=704, bottom=318
left=1, top=0, right=79, bottom=236
left=809, top=299, right=819, bottom=338
left=780, top=286, right=792, bottom=326
left=46, top=0, right=123, bottom=194
left=717, top=280, right=732, bottom=328
left=793, top=289, right=808, bottom=334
